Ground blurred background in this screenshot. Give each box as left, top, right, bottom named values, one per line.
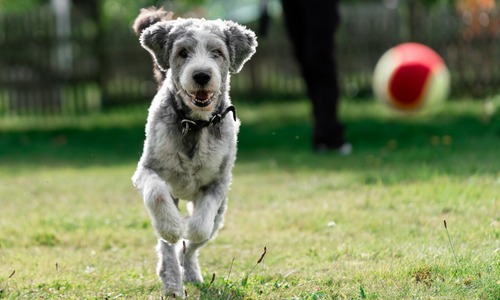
left=0, top=0, right=499, bottom=116
left=3, top=2, right=500, bottom=298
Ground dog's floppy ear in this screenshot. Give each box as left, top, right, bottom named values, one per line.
left=140, top=21, right=176, bottom=71
left=224, top=21, right=258, bottom=74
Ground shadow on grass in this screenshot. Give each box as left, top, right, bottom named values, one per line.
left=1, top=112, right=500, bottom=183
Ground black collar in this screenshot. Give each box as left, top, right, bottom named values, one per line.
left=173, top=104, right=236, bottom=138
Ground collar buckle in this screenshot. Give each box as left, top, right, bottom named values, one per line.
left=181, top=119, right=197, bottom=137
left=208, top=114, right=222, bottom=127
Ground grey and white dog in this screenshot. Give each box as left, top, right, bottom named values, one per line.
left=131, top=8, right=257, bottom=296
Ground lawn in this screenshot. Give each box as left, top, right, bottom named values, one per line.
left=1, top=98, right=500, bottom=299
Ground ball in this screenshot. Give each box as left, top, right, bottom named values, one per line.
left=372, top=43, right=450, bottom=112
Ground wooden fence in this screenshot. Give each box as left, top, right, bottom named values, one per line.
left=0, top=3, right=499, bottom=115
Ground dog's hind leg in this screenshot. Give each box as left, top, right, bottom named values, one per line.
left=180, top=197, right=228, bottom=283
left=180, top=239, right=208, bottom=283
left=132, top=167, right=183, bottom=244
left=157, top=239, right=183, bottom=296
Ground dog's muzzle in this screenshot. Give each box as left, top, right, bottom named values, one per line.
left=186, top=91, right=215, bottom=108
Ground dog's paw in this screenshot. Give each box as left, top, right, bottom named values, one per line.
left=158, top=230, right=182, bottom=244
left=162, top=282, right=184, bottom=298
left=183, top=262, right=203, bottom=283
left=184, top=215, right=213, bottom=243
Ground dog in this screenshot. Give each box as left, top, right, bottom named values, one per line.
left=131, top=7, right=257, bottom=296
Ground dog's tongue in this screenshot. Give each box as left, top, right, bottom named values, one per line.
left=195, top=91, right=209, bottom=100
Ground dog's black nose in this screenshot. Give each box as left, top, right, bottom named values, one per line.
left=193, top=71, right=211, bottom=85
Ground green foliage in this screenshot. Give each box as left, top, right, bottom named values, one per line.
left=341, top=0, right=456, bottom=5
left=0, top=0, right=43, bottom=12
left=420, top=0, right=457, bottom=8
left=32, top=232, right=59, bottom=246
left=241, top=275, right=248, bottom=287
left=308, top=291, right=327, bottom=299
left=360, top=285, right=366, bottom=298
left=101, top=0, right=157, bottom=26
left=100, top=0, right=209, bottom=25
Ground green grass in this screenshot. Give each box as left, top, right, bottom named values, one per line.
left=1, top=98, right=500, bottom=299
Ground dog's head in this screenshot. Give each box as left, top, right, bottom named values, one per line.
left=140, top=17, right=257, bottom=116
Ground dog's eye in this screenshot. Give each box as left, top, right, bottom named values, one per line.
left=179, top=50, right=188, bottom=58
left=212, top=50, right=223, bottom=59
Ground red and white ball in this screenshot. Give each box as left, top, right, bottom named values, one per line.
left=372, top=43, right=450, bottom=112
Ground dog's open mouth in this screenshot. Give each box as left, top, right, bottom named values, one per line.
left=187, top=91, right=215, bottom=108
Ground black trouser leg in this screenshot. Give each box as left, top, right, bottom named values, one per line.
left=282, top=0, right=345, bottom=148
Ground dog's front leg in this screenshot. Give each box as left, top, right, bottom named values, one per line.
left=180, top=197, right=228, bottom=283
left=133, top=167, right=183, bottom=244
left=184, top=182, right=228, bottom=243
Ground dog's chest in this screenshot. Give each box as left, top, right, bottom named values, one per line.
left=154, top=126, right=228, bottom=199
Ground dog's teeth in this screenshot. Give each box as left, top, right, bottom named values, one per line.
left=194, top=98, right=209, bottom=103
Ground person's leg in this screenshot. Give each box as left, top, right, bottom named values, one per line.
left=282, top=0, right=346, bottom=150
left=302, top=0, right=345, bottom=150
left=281, top=0, right=306, bottom=67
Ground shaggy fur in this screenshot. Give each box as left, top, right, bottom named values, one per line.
left=131, top=7, right=257, bottom=296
